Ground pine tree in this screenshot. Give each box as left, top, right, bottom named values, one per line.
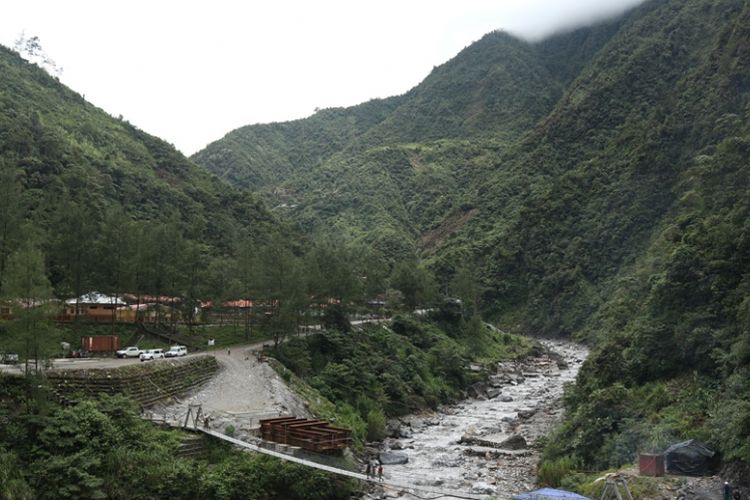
left=2, top=237, right=54, bottom=373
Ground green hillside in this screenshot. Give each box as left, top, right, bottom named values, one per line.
left=191, top=97, right=402, bottom=190
left=193, top=30, right=564, bottom=193
left=0, top=43, right=285, bottom=307
left=193, top=0, right=750, bottom=478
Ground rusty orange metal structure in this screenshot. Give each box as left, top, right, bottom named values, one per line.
left=260, top=417, right=352, bottom=453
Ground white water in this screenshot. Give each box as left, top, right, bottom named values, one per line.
left=374, top=340, right=588, bottom=499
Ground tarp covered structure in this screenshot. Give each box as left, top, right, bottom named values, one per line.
left=664, top=440, right=716, bottom=475
left=512, top=488, right=591, bottom=500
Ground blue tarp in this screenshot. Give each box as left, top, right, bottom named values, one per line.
left=512, top=488, right=591, bottom=500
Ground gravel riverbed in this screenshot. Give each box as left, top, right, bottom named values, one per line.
left=368, top=340, right=588, bottom=499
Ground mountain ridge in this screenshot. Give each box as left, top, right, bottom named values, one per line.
left=192, top=0, right=750, bottom=475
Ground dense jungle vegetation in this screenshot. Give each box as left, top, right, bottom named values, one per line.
left=194, top=0, right=750, bottom=484
left=0, top=378, right=356, bottom=500
left=271, top=312, right=533, bottom=444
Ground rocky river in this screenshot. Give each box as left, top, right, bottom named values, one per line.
left=368, top=340, right=588, bottom=499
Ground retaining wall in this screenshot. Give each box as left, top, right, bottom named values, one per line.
left=46, top=355, right=219, bottom=406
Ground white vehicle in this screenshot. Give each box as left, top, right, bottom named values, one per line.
left=116, top=346, right=141, bottom=359
left=164, top=345, right=188, bottom=358
left=139, top=349, right=165, bottom=362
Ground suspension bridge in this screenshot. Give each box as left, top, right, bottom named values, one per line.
left=151, top=404, right=502, bottom=500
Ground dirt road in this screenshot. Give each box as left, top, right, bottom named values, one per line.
left=149, top=343, right=310, bottom=436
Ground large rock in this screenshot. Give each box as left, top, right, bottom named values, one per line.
left=488, top=375, right=507, bottom=388
left=398, top=427, right=413, bottom=439
left=431, top=454, right=464, bottom=468
left=468, top=382, right=487, bottom=399
left=517, top=409, right=536, bottom=420
left=386, top=420, right=402, bottom=438
left=499, top=434, right=527, bottom=450
left=471, top=482, right=496, bottom=495
left=379, top=451, right=409, bottom=465
left=486, top=388, right=503, bottom=399
left=459, top=434, right=505, bottom=448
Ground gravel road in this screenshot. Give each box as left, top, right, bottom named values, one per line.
left=151, top=344, right=310, bottom=436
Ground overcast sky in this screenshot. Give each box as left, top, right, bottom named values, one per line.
left=1, top=0, right=645, bottom=155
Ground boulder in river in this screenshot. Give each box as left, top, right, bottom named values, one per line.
left=517, top=409, right=536, bottom=420
left=386, top=421, right=402, bottom=438
left=499, top=434, right=527, bottom=450
left=487, top=388, right=502, bottom=399
left=472, top=382, right=490, bottom=397
left=471, top=482, right=496, bottom=494
left=379, top=451, right=409, bottom=465
left=431, top=454, right=464, bottom=467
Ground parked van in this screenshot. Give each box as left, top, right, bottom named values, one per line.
left=139, top=349, right=165, bottom=362
left=164, top=345, right=188, bottom=358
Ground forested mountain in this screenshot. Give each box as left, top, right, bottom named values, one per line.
left=194, top=0, right=750, bottom=477
left=0, top=43, right=282, bottom=302
left=191, top=97, right=402, bottom=190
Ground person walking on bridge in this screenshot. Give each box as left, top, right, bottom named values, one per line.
left=378, top=464, right=383, bottom=481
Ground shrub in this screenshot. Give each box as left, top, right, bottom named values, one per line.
left=709, top=399, right=750, bottom=462
left=537, top=455, right=582, bottom=488
left=366, top=409, right=387, bottom=442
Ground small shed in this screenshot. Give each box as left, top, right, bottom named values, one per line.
left=664, top=440, right=717, bottom=476
left=512, top=488, right=591, bottom=500
left=639, top=453, right=665, bottom=476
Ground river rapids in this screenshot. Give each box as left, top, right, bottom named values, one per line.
left=368, top=340, right=588, bottom=499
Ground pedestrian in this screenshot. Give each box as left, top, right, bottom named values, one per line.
left=365, top=461, right=371, bottom=478
left=227, top=348, right=231, bottom=356
left=734, top=489, right=741, bottom=500
left=378, top=464, right=383, bottom=482
left=725, top=482, right=733, bottom=500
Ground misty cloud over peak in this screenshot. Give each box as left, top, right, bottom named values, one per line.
left=499, top=0, right=648, bottom=42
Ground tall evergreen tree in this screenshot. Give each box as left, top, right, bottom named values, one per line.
left=0, top=165, right=25, bottom=296
left=2, top=237, right=54, bottom=372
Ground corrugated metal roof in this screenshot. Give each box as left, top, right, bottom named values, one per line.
left=65, top=292, right=127, bottom=306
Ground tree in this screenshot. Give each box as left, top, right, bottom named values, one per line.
left=0, top=165, right=25, bottom=296
left=2, top=237, right=54, bottom=373
left=257, top=235, right=306, bottom=347
left=389, top=260, right=438, bottom=311
left=48, top=198, right=100, bottom=322
left=450, top=264, right=484, bottom=317
left=94, top=209, right=135, bottom=332
left=205, top=256, right=241, bottom=326
left=234, top=235, right=257, bottom=340
left=177, top=240, right=207, bottom=335
left=13, top=32, right=63, bottom=76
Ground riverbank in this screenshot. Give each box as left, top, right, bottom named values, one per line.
left=367, top=340, right=587, bottom=499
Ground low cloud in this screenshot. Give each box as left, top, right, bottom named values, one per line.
left=497, top=0, right=648, bottom=41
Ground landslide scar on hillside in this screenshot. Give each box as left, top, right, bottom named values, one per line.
left=418, top=208, right=479, bottom=253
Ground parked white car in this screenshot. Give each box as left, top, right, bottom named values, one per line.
left=116, top=346, right=141, bottom=359
left=164, top=345, right=188, bottom=358
left=139, top=349, right=165, bottom=362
